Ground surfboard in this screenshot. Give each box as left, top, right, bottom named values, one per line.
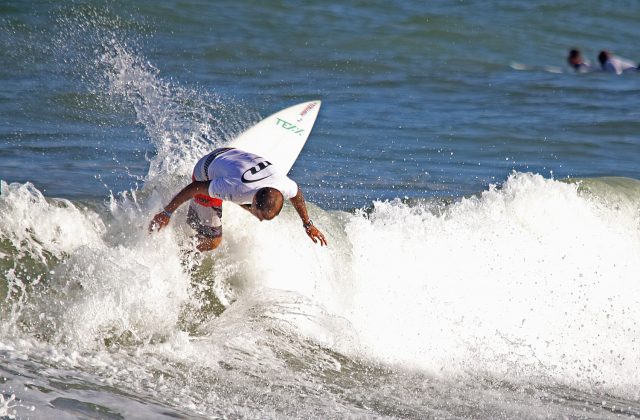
left=227, top=100, right=321, bottom=174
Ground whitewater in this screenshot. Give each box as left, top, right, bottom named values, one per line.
left=3, top=168, right=640, bottom=418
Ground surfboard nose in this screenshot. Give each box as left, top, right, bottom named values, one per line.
left=227, top=101, right=322, bottom=173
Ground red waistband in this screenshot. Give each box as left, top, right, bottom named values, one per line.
left=194, top=194, right=223, bottom=208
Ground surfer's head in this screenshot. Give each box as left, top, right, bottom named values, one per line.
left=598, top=50, right=610, bottom=66
left=252, top=187, right=284, bottom=221
left=567, top=49, right=583, bottom=68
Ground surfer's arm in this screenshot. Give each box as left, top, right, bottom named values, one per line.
left=290, top=188, right=328, bottom=246
left=148, top=181, right=210, bottom=232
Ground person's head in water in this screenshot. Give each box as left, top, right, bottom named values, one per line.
left=252, top=187, right=284, bottom=221
left=598, top=50, right=611, bottom=67
left=567, top=49, right=585, bottom=69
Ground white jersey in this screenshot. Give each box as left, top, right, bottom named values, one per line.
left=603, top=57, right=637, bottom=75
left=193, top=148, right=298, bottom=204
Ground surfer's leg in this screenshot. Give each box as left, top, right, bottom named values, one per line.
left=195, top=234, right=222, bottom=252
left=187, top=201, right=223, bottom=252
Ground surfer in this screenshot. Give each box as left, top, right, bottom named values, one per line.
left=567, top=49, right=591, bottom=72
left=148, top=147, right=328, bottom=251
left=598, top=50, right=637, bottom=74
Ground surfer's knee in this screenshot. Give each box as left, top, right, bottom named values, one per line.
left=196, top=235, right=222, bottom=252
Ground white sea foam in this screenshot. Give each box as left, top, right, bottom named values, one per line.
left=2, top=140, right=639, bottom=417
left=0, top=181, right=105, bottom=261
left=7, top=176, right=635, bottom=411
left=0, top=393, right=16, bottom=419
left=338, top=173, right=640, bottom=397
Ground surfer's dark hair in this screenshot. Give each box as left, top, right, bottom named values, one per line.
left=255, top=187, right=284, bottom=220
left=598, top=50, right=609, bottom=65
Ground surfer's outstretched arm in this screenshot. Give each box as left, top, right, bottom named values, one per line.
left=149, top=181, right=210, bottom=232
left=290, top=188, right=328, bottom=246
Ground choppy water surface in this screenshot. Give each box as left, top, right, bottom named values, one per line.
left=1, top=1, right=640, bottom=418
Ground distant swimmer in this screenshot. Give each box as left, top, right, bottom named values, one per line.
left=149, top=148, right=327, bottom=251
left=598, top=50, right=638, bottom=75
left=567, top=49, right=592, bottom=72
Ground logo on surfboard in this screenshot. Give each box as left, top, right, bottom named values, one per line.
left=241, top=161, right=273, bottom=183
left=276, top=117, right=305, bottom=136
left=297, top=102, right=318, bottom=122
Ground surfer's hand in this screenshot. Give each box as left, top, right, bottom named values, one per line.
left=149, top=212, right=171, bottom=232
left=305, top=225, right=327, bottom=247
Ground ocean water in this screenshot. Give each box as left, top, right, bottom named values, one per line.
left=1, top=1, right=640, bottom=418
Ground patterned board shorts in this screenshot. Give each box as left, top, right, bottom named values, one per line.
left=187, top=200, right=223, bottom=239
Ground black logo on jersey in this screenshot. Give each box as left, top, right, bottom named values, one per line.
left=241, top=161, right=273, bottom=183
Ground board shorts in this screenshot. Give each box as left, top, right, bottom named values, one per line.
left=187, top=148, right=233, bottom=239
left=186, top=200, right=222, bottom=239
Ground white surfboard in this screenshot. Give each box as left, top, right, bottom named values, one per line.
left=228, top=100, right=321, bottom=174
